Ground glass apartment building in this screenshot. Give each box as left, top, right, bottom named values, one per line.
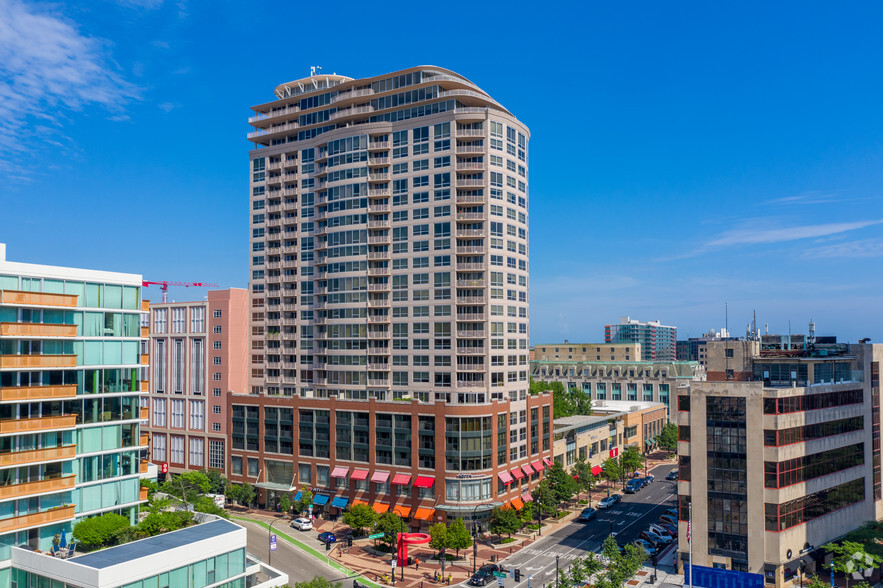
left=236, top=67, right=552, bottom=526
left=0, top=245, right=147, bottom=581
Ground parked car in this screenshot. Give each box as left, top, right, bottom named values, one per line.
left=317, top=532, right=337, bottom=543
left=647, top=525, right=674, bottom=543
left=625, top=479, right=642, bottom=494
left=663, top=507, right=679, bottom=519
left=658, top=522, right=678, bottom=536
left=632, top=539, right=657, bottom=556
left=597, top=495, right=622, bottom=509
left=639, top=530, right=666, bottom=547
left=290, top=517, right=312, bottom=531
left=643, top=474, right=655, bottom=485
left=578, top=508, right=597, bottom=521
left=469, top=571, right=493, bottom=586
left=659, top=514, right=678, bottom=528
left=666, top=469, right=678, bottom=481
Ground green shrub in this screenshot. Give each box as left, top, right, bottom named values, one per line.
left=499, top=537, right=515, bottom=544
left=73, top=513, right=131, bottom=550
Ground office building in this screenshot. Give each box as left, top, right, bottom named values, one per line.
left=238, top=67, right=549, bottom=526
left=534, top=342, right=640, bottom=362
left=145, top=289, right=248, bottom=477
left=0, top=244, right=149, bottom=583
left=677, top=342, right=882, bottom=587
left=552, top=400, right=667, bottom=471
left=531, top=353, right=704, bottom=417
left=605, top=316, right=677, bottom=362
left=676, top=329, right=730, bottom=365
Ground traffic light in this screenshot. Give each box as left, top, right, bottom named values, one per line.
left=325, top=539, right=331, bottom=551
left=347, top=535, right=353, bottom=548
left=514, top=569, right=521, bottom=582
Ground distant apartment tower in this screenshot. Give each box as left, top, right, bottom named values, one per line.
left=238, top=66, right=549, bottom=527
left=0, top=245, right=148, bottom=576
left=146, top=289, right=248, bottom=477
left=605, top=316, right=677, bottom=361
left=677, top=342, right=883, bottom=587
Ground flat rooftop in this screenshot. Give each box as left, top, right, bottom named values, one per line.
left=72, top=519, right=240, bottom=569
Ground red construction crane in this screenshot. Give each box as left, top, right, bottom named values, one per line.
left=142, top=281, right=220, bottom=303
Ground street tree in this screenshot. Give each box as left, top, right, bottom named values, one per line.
left=446, top=518, right=473, bottom=557
left=342, top=503, right=377, bottom=537
left=601, top=458, right=622, bottom=491
left=239, top=483, right=256, bottom=507
left=656, top=423, right=678, bottom=453
left=488, top=506, right=521, bottom=539
left=162, top=471, right=211, bottom=512
left=824, top=541, right=882, bottom=588
left=428, top=522, right=448, bottom=556
left=294, top=489, right=313, bottom=515
left=620, top=446, right=644, bottom=476
left=545, top=461, right=579, bottom=507
left=376, top=512, right=406, bottom=548
left=199, top=468, right=228, bottom=494
left=531, top=480, right=557, bottom=520
left=278, top=493, right=291, bottom=516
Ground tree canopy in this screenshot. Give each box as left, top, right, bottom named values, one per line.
left=488, top=506, right=521, bottom=538
left=445, top=518, right=472, bottom=556
left=342, top=503, right=377, bottom=536
left=294, top=577, right=342, bottom=588
left=376, top=512, right=406, bottom=547
left=601, top=457, right=622, bottom=486
left=530, top=379, right=593, bottom=418
left=428, top=522, right=447, bottom=553
left=545, top=462, right=579, bottom=505
left=656, top=422, right=678, bottom=452
left=620, top=446, right=644, bottom=474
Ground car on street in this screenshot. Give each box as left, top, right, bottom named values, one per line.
left=659, top=514, right=678, bottom=528
left=479, top=564, right=502, bottom=574
left=625, top=479, right=642, bottom=493
left=290, top=517, right=312, bottom=531
left=666, top=469, right=678, bottom=480
left=633, top=539, right=657, bottom=556
left=578, top=508, right=597, bottom=521
left=643, top=474, right=655, bottom=485
left=639, top=530, right=667, bottom=547
left=469, top=571, right=493, bottom=586
left=647, top=525, right=674, bottom=543
left=317, top=532, right=337, bottom=543
left=597, top=494, right=622, bottom=509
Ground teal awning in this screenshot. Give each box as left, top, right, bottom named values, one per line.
left=313, top=494, right=330, bottom=506
left=331, top=497, right=349, bottom=509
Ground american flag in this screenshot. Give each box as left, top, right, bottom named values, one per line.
left=686, top=519, right=691, bottom=543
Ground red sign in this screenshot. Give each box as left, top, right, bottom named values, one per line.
left=609, top=448, right=619, bottom=458
left=161, top=462, right=169, bottom=473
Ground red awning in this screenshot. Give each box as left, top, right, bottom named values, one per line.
left=531, top=460, right=545, bottom=472
left=543, top=457, right=553, bottom=466
left=414, top=476, right=435, bottom=488
left=521, top=492, right=533, bottom=502
left=591, top=465, right=603, bottom=476
left=331, top=466, right=349, bottom=478
left=522, top=464, right=535, bottom=476
left=371, top=471, right=389, bottom=483
left=391, top=473, right=411, bottom=486
left=498, top=471, right=514, bottom=485
left=510, top=467, right=524, bottom=480
left=351, top=469, right=369, bottom=481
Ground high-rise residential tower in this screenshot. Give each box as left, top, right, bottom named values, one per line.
left=0, top=245, right=148, bottom=580
left=236, top=67, right=551, bottom=527
left=605, top=316, right=678, bottom=362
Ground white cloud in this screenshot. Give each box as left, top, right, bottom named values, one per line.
left=801, top=239, right=883, bottom=260
left=158, top=102, right=175, bottom=112
left=707, top=219, right=883, bottom=247
left=0, top=0, right=138, bottom=173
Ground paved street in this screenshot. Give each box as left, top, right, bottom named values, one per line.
left=240, top=518, right=359, bottom=585
left=495, top=463, right=677, bottom=588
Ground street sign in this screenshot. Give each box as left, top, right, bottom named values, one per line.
left=493, top=572, right=507, bottom=578
left=270, top=534, right=277, bottom=552
left=369, top=533, right=385, bottom=539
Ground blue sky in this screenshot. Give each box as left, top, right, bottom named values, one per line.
left=2, top=0, right=882, bottom=344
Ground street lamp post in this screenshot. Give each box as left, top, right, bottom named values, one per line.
left=400, top=517, right=406, bottom=582
left=268, top=518, right=281, bottom=568
left=555, top=555, right=559, bottom=588
left=471, top=503, right=484, bottom=574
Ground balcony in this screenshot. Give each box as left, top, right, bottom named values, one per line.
left=456, top=246, right=484, bottom=255
left=456, top=295, right=485, bottom=303
left=456, top=179, right=485, bottom=188
left=0, top=415, right=76, bottom=434
left=456, top=194, right=484, bottom=204
left=367, top=220, right=390, bottom=229
left=0, top=385, right=77, bottom=402
left=456, top=145, right=485, bottom=154
left=368, top=173, right=388, bottom=182
left=455, top=212, right=484, bottom=221
left=456, top=129, right=484, bottom=138
left=0, top=290, right=78, bottom=308
left=368, top=315, right=390, bottom=323
left=457, top=279, right=485, bottom=288
left=0, top=475, right=75, bottom=501
left=368, top=268, right=389, bottom=276
left=368, top=188, right=390, bottom=198
left=0, top=445, right=76, bottom=468
left=457, top=330, right=486, bottom=338
left=368, top=251, right=387, bottom=260
left=0, top=505, right=75, bottom=534
left=0, top=355, right=76, bottom=369
left=0, top=323, right=77, bottom=337
left=456, top=263, right=484, bottom=271
left=368, top=203, right=390, bottom=213
left=456, top=162, right=486, bottom=171
left=368, top=235, right=390, bottom=244
left=456, top=347, right=486, bottom=355
left=369, top=141, right=390, bottom=150
left=367, top=284, right=389, bottom=292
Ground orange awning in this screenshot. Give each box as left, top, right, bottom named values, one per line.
left=412, top=507, right=435, bottom=521
left=510, top=497, right=524, bottom=510
left=391, top=504, right=409, bottom=516
left=371, top=502, right=389, bottom=514
left=352, top=499, right=370, bottom=508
